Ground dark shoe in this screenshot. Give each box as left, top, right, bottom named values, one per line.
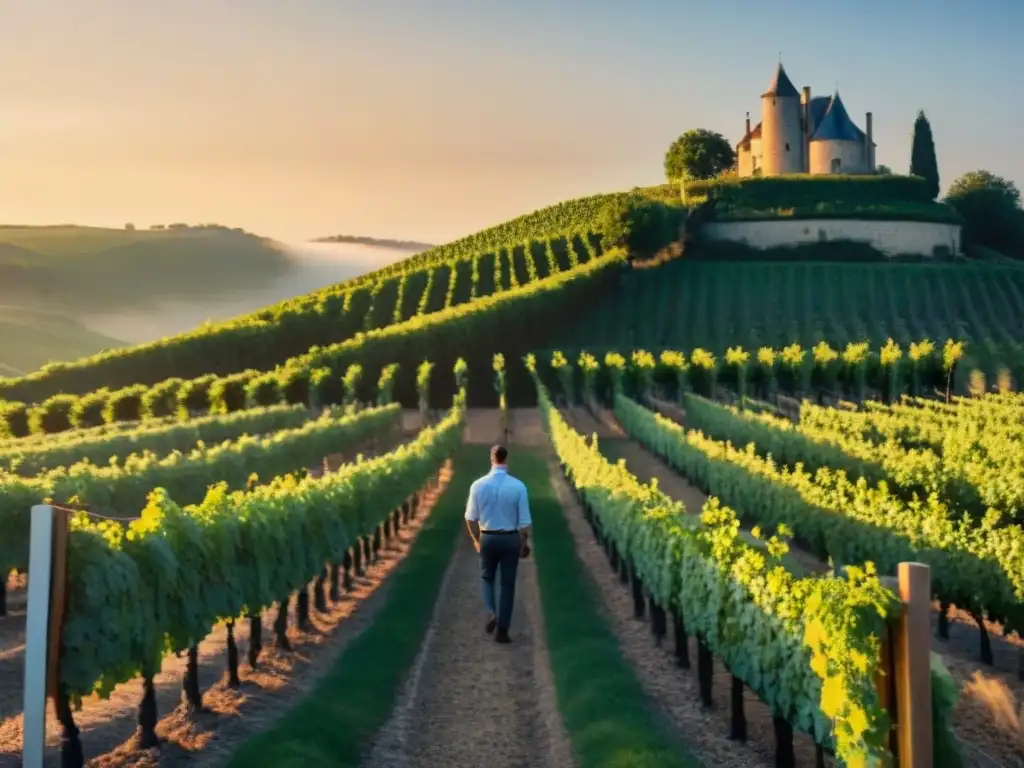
left=495, top=630, right=511, bottom=644
left=485, top=614, right=497, bottom=635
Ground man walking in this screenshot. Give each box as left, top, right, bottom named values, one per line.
left=464, top=445, right=532, bottom=643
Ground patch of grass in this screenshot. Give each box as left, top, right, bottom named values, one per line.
left=226, top=446, right=485, bottom=767
left=526, top=449, right=702, bottom=767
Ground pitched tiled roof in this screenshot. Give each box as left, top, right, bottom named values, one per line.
left=737, top=121, right=762, bottom=150
left=810, top=91, right=862, bottom=142
left=808, top=96, right=832, bottom=134
left=762, top=62, right=800, bottom=98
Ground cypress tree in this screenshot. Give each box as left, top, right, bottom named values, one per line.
left=910, top=110, right=940, bottom=199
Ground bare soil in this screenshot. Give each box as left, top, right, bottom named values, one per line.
left=0, top=574, right=27, bottom=722
left=363, top=409, right=570, bottom=768
left=458, top=407, right=546, bottom=447
left=0, top=465, right=452, bottom=768
left=362, top=530, right=572, bottom=768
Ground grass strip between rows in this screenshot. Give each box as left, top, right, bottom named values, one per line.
left=526, top=448, right=702, bottom=768
left=226, top=444, right=481, bottom=767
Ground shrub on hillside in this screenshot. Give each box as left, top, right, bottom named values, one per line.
left=377, top=363, right=399, bottom=405
left=0, top=401, right=29, bottom=438
left=30, top=395, right=78, bottom=434
left=713, top=200, right=962, bottom=225
left=683, top=175, right=934, bottom=208
left=141, top=377, right=184, bottom=419
left=310, top=366, right=343, bottom=407
left=690, top=240, right=898, bottom=262
left=280, top=365, right=313, bottom=406
left=209, top=370, right=259, bottom=414
left=597, top=192, right=683, bottom=260
left=103, top=385, right=147, bottom=424
left=245, top=373, right=283, bottom=408
left=177, top=374, right=216, bottom=417
left=70, top=388, right=112, bottom=428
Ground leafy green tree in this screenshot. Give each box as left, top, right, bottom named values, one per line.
left=665, top=129, right=736, bottom=182
left=597, top=192, right=680, bottom=259
left=945, top=170, right=1024, bottom=256
left=909, top=111, right=940, bottom=199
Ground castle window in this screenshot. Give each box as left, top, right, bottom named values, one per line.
left=831, top=158, right=842, bottom=173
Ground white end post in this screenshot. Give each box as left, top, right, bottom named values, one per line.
left=21, top=504, right=56, bottom=768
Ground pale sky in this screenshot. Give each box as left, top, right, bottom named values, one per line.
left=0, top=0, right=1020, bottom=243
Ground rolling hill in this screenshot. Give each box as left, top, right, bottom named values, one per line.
left=0, top=224, right=296, bottom=372
left=0, top=306, right=123, bottom=375
left=4, top=176, right=1024, bottom=768
left=0, top=225, right=293, bottom=312
left=0, top=176, right=1020, bottom=414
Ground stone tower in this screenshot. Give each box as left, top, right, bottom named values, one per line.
left=809, top=91, right=870, bottom=175
left=760, top=62, right=804, bottom=175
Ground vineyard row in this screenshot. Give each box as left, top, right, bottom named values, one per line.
left=0, top=403, right=403, bottom=580
left=556, top=259, right=1024, bottom=379
left=611, top=394, right=1024, bottom=667
left=48, top=399, right=464, bottom=764
left=529, top=365, right=945, bottom=766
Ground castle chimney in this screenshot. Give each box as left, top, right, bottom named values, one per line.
left=802, top=86, right=812, bottom=172
left=745, top=111, right=751, bottom=136
left=865, top=111, right=874, bottom=171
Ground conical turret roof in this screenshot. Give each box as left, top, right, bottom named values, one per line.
left=810, top=91, right=862, bottom=142
left=762, top=62, right=800, bottom=98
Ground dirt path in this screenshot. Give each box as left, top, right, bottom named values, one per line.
left=363, top=434, right=571, bottom=768
left=0, top=466, right=451, bottom=768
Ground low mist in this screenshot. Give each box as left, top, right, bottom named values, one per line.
left=81, top=241, right=415, bottom=345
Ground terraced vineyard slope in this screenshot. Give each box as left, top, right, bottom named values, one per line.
left=555, top=259, right=1024, bottom=381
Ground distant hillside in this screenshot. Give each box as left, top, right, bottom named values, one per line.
left=0, top=225, right=293, bottom=314
left=311, top=234, right=434, bottom=251
left=0, top=305, right=122, bottom=375
left=0, top=224, right=297, bottom=372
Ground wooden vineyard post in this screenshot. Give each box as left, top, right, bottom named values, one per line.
left=895, top=562, right=932, bottom=768
left=876, top=564, right=932, bottom=767
left=46, top=507, right=70, bottom=701
left=21, top=505, right=70, bottom=768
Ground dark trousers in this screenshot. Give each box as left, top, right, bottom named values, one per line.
left=479, top=532, right=521, bottom=633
